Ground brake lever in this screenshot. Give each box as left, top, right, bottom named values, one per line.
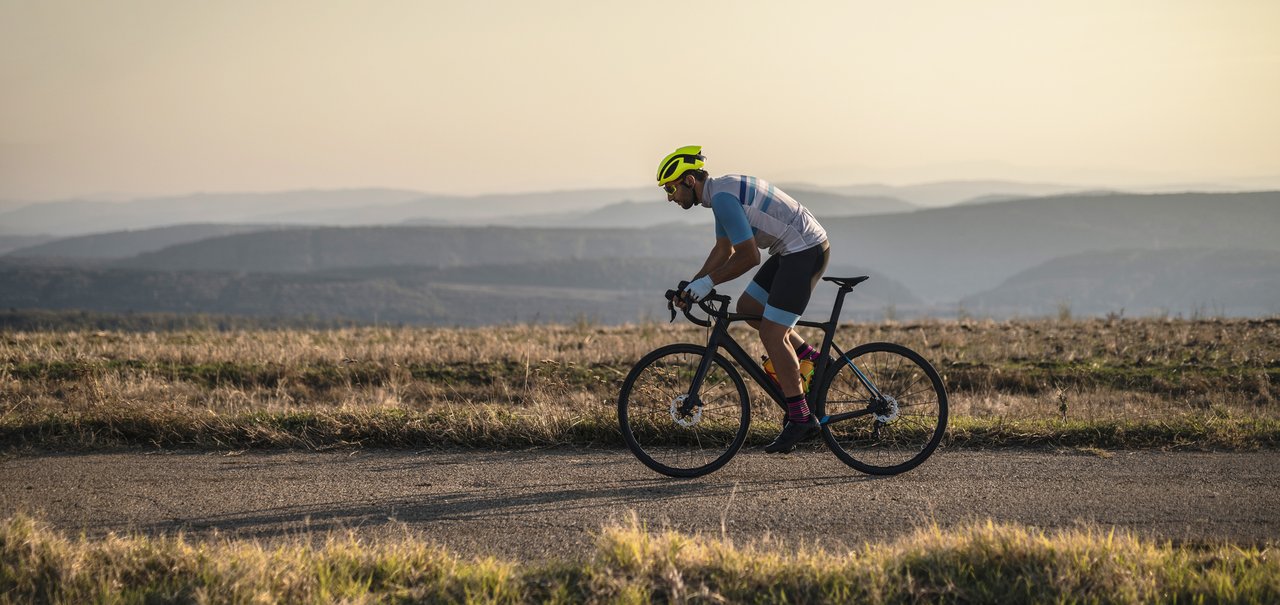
left=665, top=281, right=691, bottom=323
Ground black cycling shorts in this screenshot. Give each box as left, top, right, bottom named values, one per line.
left=743, top=241, right=830, bottom=327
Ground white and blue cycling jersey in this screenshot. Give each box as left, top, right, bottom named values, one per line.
left=703, top=175, right=827, bottom=256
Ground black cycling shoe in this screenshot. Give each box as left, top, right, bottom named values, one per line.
left=764, top=417, right=820, bottom=453
left=771, top=417, right=797, bottom=453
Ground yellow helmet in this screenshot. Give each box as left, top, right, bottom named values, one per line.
left=656, top=145, right=705, bottom=186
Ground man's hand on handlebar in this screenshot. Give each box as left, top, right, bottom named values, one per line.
left=665, top=284, right=728, bottom=325
left=683, top=276, right=714, bottom=301
left=666, top=279, right=724, bottom=323
left=667, top=281, right=693, bottom=319
left=670, top=276, right=713, bottom=310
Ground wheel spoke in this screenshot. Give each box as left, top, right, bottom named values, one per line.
left=817, top=344, right=947, bottom=475
left=619, top=345, right=750, bottom=478
left=896, top=383, right=935, bottom=401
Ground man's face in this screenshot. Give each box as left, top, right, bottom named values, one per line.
left=664, top=176, right=696, bottom=209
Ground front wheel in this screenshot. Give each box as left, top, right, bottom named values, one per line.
left=618, top=343, right=750, bottom=478
left=816, top=342, right=948, bottom=475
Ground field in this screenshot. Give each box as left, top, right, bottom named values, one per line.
left=3, top=317, right=1279, bottom=602
left=3, top=514, right=1278, bottom=604
left=2, top=317, right=1278, bottom=450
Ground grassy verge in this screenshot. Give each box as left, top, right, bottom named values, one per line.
left=2, top=514, right=1276, bottom=604
left=2, top=405, right=1277, bottom=451
left=8, top=357, right=1278, bottom=396
left=3, top=319, right=1276, bottom=451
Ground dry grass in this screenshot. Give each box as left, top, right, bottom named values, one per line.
left=2, top=513, right=1276, bottom=604
left=2, top=318, right=1277, bottom=450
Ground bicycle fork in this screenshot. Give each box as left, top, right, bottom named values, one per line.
left=679, top=318, right=729, bottom=417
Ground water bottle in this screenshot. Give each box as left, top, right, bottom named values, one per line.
left=762, top=356, right=778, bottom=386
left=762, top=356, right=815, bottom=392
left=799, top=357, right=815, bottom=392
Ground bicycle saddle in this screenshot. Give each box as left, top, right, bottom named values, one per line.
left=822, top=275, right=870, bottom=289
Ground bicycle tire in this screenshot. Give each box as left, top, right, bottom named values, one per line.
left=618, top=343, right=750, bottom=478
left=815, top=342, right=947, bottom=475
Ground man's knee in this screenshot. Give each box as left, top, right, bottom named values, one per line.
left=758, top=320, right=790, bottom=345
left=736, top=295, right=763, bottom=315
left=738, top=296, right=766, bottom=330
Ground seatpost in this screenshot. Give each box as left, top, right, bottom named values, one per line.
left=829, top=286, right=852, bottom=325
left=815, top=286, right=853, bottom=375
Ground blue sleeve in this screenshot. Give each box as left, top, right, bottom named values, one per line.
left=711, top=192, right=753, bottom=245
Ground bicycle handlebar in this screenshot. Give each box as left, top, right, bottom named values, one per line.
left=664, top=287, right=731, bottom=327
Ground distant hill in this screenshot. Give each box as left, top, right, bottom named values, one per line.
left=113, top=226, right=710, bottom=273
left=409, top=201, right=703, bottom=229
left=5, top=224, right=293, bottom=260
left=445, top=191, right=916, bottom=229
left=0, top=189, right=426, bottom=237
left=7, top=190, right=1277, bottom=320
left=0, top=187, right=685, bottom=237
left=829, top=180, right=1087, bottom=207
left=953, top=189, right=1126, bottom=206
left=0, top=264, right=450, bottom=323
left=0, top=181, right=1067, bottom=238
left=960, top=248, right=1280, bottom=317
left=103, top=191, right=1280, bottom=304
left=233, top=187, right=667, bottom=227
left=0, top=234, right=56, bottom=256
left=0, top=200, right=28, bottom=216
left=319, top=259, right=920, bottom=306
left=820, top=191, right=1280, bottom=301
left=789, top=189, right=916, bottom=216
left=359, top=258, right=703, bottom=290
left=953, top=194, right=1027, bottom=206
left=0, top=258, right=920, bottom=325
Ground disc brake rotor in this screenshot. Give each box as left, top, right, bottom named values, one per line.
left=669, top=394, right=703, bottom=427
left=875, top=394, right=901, bottom=424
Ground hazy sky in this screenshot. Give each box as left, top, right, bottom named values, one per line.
left=2, top=0, right=1278, bottom=200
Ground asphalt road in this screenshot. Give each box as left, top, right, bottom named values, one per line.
left=2, top=448, right=1277, bottom=560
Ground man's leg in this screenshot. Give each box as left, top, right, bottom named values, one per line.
left=737, top=294, right=811, bottom=354
left=761, top=315, right=820, bottom=453
left=760, top=320, right=804, bottom=399
left=755, top=244, right=829, bottom=453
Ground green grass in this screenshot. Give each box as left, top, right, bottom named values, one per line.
left=8, top=357, right=1276, bottom=396
left=942, top=360, right=1280, bottom=396
left=5, top=358, right=620, bottom=398
left=3, top=318, right=1276, bottom=451
left=2, top=514, right=1276, bottom=604
left=2, top=405, right=1277, bottom=451
left=948, top=416, right=1280, bottom=450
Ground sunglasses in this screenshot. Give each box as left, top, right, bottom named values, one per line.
left=663, top=180, right=684, bottom=195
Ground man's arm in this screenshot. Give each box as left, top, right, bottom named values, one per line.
left=694, top=237, right=734, bottom=280
left=705, top=239, right=760, bottom=284
left=700, top=191, right=762, bottom=283
left=681, top=191, right=764, bottom=301
left=681, top=237, right=761, bottom=305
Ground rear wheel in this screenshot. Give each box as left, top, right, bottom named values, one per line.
left=816, top=342, right=947, bottom=475
left=618, top=344, right=750, bottom=478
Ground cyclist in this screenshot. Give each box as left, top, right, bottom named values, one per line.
left=658, top=145, right=831, bottom=453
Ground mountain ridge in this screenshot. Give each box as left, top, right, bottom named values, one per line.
left=961, top=248, right=1280, bottom=317
left=2, top=179, right=1135, bottom=237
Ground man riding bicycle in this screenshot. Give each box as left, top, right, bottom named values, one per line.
left=659, top=145, right=831, bottom=453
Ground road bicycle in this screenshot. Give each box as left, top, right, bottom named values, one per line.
left=617, top=276, right=948, bottom=478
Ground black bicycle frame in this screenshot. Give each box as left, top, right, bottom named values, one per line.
left=679, top=284, right=886, bottom=424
